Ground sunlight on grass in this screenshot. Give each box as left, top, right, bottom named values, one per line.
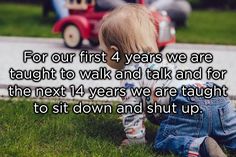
left=0, top=3, right=58, bottom=38
left=177, top=10, right=236, bottom=45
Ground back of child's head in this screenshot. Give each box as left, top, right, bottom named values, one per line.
left=99, top=4, right=158, bottom=54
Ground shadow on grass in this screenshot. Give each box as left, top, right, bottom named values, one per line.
left=74, top=113, right=160, bottom=146
left=75, top=114, right=125, bottom=145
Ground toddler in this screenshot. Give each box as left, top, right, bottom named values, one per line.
left=98, top=4, right=236, bottom=157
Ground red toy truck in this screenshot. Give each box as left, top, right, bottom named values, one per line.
left=52, top=0, right=176, bottom=50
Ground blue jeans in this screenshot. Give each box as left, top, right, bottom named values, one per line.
left=51, top=0, right=69, bottom=19
left=153, top=84, right=236, bottom=157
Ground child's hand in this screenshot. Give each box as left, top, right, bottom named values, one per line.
left=120, top=138, right=147, bottom=147
left=120, top=139, right=130, bottom=146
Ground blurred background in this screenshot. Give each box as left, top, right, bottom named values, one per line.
left=0, top=0, right=235, bottom=45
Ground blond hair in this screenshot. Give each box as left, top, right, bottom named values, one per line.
left=99, top=4, right=159, bottom=54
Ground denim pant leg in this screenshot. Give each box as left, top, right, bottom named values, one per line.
left=153, top=112, right=206, bottom=157
left=153, top=87, right=210, bottom=157
left=212, top=99, right=236, bottom=153
left=154, top=134, right=206, bottom=157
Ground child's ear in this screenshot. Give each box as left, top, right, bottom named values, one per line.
left=109, top=45, right=125, bottom=70
left=110, top=45, right=118, bottom=51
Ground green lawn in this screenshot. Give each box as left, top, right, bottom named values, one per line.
left=177, top=10, right=236, bottom=45
left=0, top=3, right=236, bottom=45
left=0, top=3, right=57, bottom=38
left=0, top=99, right=173, bottom=157
left=0, top=99, right=235, bottom=157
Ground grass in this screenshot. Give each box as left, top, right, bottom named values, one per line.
left=0, top=99, right=235, bottom=157
left=0, top=3, right=58, bottom=38
left=0, top=3, right=236, bottom=45
left=0, top=99, right=172, bottom=157
left=177, top=10, right=236, bottom=45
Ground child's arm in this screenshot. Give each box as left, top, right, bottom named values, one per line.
left=120, top=79, right=146, bottom=145
left=119, top=61, right=175, bottom=145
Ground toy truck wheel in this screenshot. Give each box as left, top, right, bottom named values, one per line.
left=63, top=24, right=83, bottom=48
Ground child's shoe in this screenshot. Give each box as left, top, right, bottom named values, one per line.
left=200, top=137, right=227, bottom=157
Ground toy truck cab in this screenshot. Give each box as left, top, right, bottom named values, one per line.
left=52, top=0, right=176, bottom=50
left=52, top=0, right=106, bottom=48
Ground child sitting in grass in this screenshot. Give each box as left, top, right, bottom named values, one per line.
left=98, top=4, right=236, bottom=157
